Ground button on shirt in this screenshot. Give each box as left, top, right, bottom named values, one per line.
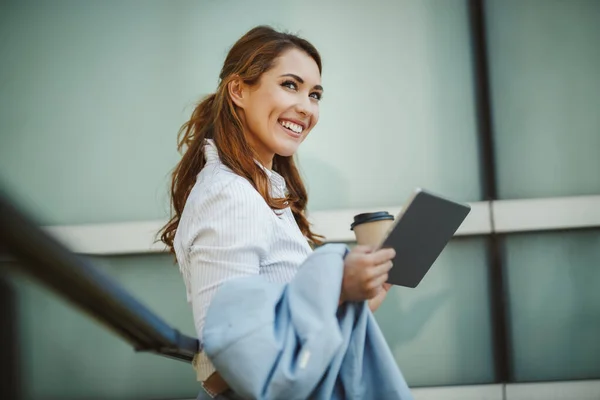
left=173, top=139, right=313, bottom=381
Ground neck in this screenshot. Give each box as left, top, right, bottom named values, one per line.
left=246, top=137, right=274, bottom=170
left=259, top=155, right=274, bottom=170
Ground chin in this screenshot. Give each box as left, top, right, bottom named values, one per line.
left=275, top=146, right=299, bottom=158
left=273, top=137, right=302, bottom=158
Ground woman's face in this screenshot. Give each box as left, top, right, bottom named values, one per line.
left=232, top=48, right=322, bottom=169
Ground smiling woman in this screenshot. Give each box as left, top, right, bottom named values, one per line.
left=229, top=49, right=324, bottom=167
left=160, top=27, right=325, bottom=250
left=158, top=26, right=403, bottom=400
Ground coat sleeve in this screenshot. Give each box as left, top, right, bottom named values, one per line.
left=202, top=243, right=349, bottom=400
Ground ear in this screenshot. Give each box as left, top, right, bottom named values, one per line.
left=228, top=76, right=247, bottom=109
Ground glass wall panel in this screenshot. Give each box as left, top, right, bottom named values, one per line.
left=486, top=0, right=600, bottom=199
left=13, top=254, right=199, bottom=400
left=375, top=237, right=495, bottom=386
left=504, top=230, right=600, bottom=382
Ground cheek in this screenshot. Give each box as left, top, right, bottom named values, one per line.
left=312, top=108, right=320, bottom=127
left=272, top=86, right=302, bottom=108
left=261, top=92, right=286, bottom=123
left=247, top=100, right=270, bottom=131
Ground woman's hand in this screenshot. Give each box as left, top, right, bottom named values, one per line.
left=340, top=245, right=395, bottom=304
left=368, top=282, right=393, bottom=313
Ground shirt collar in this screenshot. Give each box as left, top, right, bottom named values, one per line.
left=204, top=139, right=286, bottom=190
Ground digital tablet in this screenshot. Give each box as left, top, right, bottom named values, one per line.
left=379, top=189, right=471, bottom=288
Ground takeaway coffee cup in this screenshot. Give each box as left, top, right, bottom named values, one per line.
left=350, top=211, right=395, bottom=247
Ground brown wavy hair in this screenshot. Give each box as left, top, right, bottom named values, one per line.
left=159, top=26, right=324, bottom=253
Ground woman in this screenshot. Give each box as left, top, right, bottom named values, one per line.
left=160, top=26, right=396, bottom=399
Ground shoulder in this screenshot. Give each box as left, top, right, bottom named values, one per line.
left=189, top=164, right=269, bottom=215
left=175, top=165, right=273, bottom=248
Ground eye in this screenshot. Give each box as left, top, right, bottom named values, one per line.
left=281, top=80, right=298, bottom=91
left=310, top=92, right=322, bottom=101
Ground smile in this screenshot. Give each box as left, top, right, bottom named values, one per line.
left=278, top=119, right=304, bottom=135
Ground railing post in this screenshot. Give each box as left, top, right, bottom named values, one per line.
left=0, top=274, right=21, bottom=400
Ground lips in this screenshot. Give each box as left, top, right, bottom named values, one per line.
left=278, top=119, right=305, bottom=135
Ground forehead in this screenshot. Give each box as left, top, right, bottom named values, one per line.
left=269, top=48, right=321, bottom=85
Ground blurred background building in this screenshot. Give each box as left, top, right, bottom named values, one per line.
left=1, top=0, right=599, bottom=399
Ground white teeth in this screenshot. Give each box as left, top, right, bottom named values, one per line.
left=279, top=120, right=303, bottom=134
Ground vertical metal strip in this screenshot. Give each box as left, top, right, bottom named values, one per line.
left=467, top=0, right=512, bottom=382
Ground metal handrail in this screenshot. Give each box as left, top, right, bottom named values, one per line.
left=0, top=189, right=199, bottom=362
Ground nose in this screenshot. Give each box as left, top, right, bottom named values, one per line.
left=295, top=96, right=313, bottom=118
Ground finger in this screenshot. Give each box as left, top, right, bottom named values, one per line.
left=364, top=260, right=392, bottom=281
left=370, top=260, right=394, bottom=277
left=368, top=272, right=389, bottom=291
left=368, top=248, right=396, bottom=265
left=363, top=245, right=377, bottom=254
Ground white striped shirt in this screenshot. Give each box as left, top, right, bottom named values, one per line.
left=173, top=139, right=313, bottom=381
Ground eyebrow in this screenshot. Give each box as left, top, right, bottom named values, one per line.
left=280, top=73, right=324, bottom=92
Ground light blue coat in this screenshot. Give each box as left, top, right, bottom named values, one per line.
left=202, top=244, right=414, bottom=400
